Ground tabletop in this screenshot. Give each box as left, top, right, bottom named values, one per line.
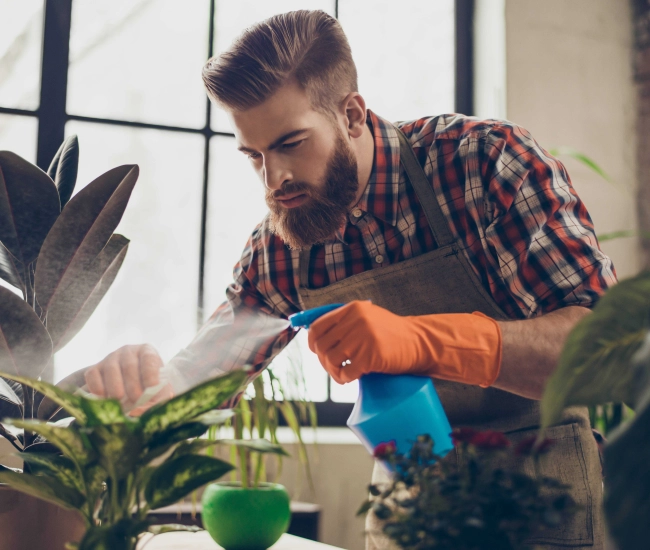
left=143, top=531, right=346, bottom=550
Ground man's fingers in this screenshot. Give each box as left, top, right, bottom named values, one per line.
left=102, top=360, right=126, bottom=400
left=139, top=345, right=162, bottom=388
left=84, top=367, right=106, bottom=397
left=120, top=349, right=144, bottom=403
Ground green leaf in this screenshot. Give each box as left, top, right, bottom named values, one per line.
left=0, top=151, right=60, bottom=265
left=78, top=520, right=147, bottom=550
left=148, top=524, right=203, bottom=535
left=0, top=287, right=53, bottom=379
left=193, top=409, right=234, bottom=426
left=217, top=438, right=290, bottom=456
left=37, top=368, right=87, bottom=421
left=141, top=422, right=209, bottom=464
left=603, top=385, right=650, bottom=550
left=1, top=371, right=87, bottom=422
left=549, top=147, right=613, bottom=183
left=79, top=395, right=126, bottom=426
left=140, top=370, right=247, bottom=439
left=47, top=135, right=79, bottom=209
left=86, top=423, right=141, bottom=480
left=47, top=234, right=129, bottom=352
left=540, top=272, right=650, bottom=430
left=20, top=452, right=84, bottom=493
left=7, top=418, right=93, bottom=464
left=0, top=466, right=84, bottom=510
left=34, top=164, right=138, bottom=313
left=145, top=454, right=234, bottom=510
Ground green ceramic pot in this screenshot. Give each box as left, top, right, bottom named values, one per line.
left=201, top=482, right=291, bottom=550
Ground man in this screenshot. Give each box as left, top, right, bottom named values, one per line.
left=85, top=10, right=614, bottom=549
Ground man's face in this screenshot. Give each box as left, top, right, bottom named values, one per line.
left=228, top=82, right=359, bottom=250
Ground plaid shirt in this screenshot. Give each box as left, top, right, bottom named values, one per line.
left=166, top=111, right=617, bottom=388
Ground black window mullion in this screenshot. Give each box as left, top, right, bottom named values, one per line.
left=197, top=0, right=217, bottom=329
left=36, top=0, right=72, bottom=172
left=455, top=0, right=474, bottom=116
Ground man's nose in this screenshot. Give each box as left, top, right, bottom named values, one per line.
left=262, top=157, right=291, bottom=192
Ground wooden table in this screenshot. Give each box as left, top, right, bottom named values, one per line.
left=143, top=531, right=345, bottom=550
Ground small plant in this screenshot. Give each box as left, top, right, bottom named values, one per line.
left=358, top=430, right=576, bottom=550
left=0, top=368, right=289, bottom=550
left=0, top=137, right=139, bottom=456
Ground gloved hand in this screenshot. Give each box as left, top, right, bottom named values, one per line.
left=307, top=301, right=502, bottom=386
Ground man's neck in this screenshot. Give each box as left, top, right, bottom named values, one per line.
left=352, top=122, right=375, bottom=206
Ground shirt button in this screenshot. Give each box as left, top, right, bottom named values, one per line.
left=375, top=254, right=384, bottom=264
left=351, top=208, right=363, bottom=218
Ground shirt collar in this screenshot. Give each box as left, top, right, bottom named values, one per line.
left=354, top=110, right=402, bottom=227
left=331, top=110, right=401, bottom=243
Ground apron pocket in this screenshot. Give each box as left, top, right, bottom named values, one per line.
left=496, top=422, right=594, bottom=547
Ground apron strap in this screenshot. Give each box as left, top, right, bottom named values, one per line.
left=393, top=119, right=456, bottom=248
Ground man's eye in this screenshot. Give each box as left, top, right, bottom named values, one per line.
left=282, top=140, right=303, bottom=150
left=247, top=152, right=261, bottom=160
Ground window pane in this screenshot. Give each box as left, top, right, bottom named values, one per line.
left=0, top=0, right=43, bottom=110
left=54, top=122, right=204, bottom=382
left=68, top=0, right=210, bottom=128
left=331, top=378, right=358, bottom=403
left=210, top=0, right=335, bottom=133
left=338, top=0, right=455, bottom=122
left=0, top=114, right=38, bottom=163
left=205, top=136, right=328, bottom=401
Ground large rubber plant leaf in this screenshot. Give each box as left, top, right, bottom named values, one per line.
left=603, top=384, right=650, bottom=550
left=46, top=234, right=129, bottom=352
left=144, top=454, right=234, bottom=510
left=0, top=465, right=85, bottom=510
left=0, top=241, right=23, bottom=289
left=20, top=452, right=84, bottom=493
left=0, top=286, right=52, bottom=379
left=6, top=418, right=93, bottom=464
left=0, top=151, right=60, bottom=265
left=139, top=369, right=247, bottom=439
left=47, top=135, right=79, bottom=209
left=1, top=371, right=87, bottom=423
left=140, top=422, right=211, bottom=465
left=34, top=164, right=138, bottom=314
left=540, top=272, right=650, bottom=431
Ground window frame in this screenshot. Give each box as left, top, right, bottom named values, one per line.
left=0, top=0, right=475, bottom=425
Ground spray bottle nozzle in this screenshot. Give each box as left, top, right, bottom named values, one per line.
left=288, top=303, right=345, bottom=330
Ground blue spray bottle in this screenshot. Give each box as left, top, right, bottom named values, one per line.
left=288, top=303, right=453, bottom=465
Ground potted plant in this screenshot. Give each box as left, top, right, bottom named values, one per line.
left=0, top=367, right=284, bottom=550
left=0, top=138, right=142, bottom=548
left=200, top=373, right=301, bottom=550
left=358, top=431, right=575, bottom=550
left=539, top=270, right=650, bottom=549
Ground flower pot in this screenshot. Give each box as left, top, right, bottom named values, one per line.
left=0, top=485, right=86, bottom=550
left=201, top=482, right=291, bottom=550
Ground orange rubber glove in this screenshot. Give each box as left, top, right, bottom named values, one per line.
left=307, top=301, right=502, bottom=386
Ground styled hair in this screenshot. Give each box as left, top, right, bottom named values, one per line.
left=202, top=10, right=358, bottom=114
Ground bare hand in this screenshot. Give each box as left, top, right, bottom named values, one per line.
left=84, top=344, right=171, bottom=413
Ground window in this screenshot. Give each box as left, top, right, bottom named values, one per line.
left=0, top=0, right=472, bottom=425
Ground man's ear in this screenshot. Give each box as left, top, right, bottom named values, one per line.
left=341, top=92, right=367, bottom=139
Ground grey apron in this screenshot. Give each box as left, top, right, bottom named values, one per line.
left=296, top=124, right=604, bottom=549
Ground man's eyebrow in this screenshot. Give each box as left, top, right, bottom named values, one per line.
left=237, top=128, right=310, bottom=154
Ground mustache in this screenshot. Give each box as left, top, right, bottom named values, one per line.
left=269, top=182, right=312, bottom=200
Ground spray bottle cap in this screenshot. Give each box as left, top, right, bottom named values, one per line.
left=288, top=303, right=345, bottom=329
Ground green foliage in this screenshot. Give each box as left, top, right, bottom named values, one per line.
left=360, top=434, right=575, bottom=550
left=0, top=369, right=286, bottom=550
left=540, top=271, right=650, bottom=431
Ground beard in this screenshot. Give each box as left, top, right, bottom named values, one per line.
left=266, top=132, right=359, bottom=250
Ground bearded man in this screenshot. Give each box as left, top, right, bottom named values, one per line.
left=85, top=10, right=614, bottom=549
